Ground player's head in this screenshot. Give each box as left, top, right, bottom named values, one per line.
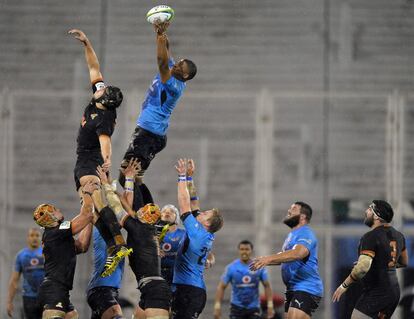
left=172, top=59, right=197, bottom=82
left=94, top=86, right=123, bottom=110
left=196, top=208, right=223, bottom=233
left=33, top=203, right=64, bottom=228
left=27, top=227, right=41, bottom=249
left=137, top=203, right=161, bottom=225
left=365, top=200, right=394, bottom=227
left=238, top=240, right=253, bottom=262
left=283, top=201, right=313, bottom=228
left=161, top=204, right=179, bottom=224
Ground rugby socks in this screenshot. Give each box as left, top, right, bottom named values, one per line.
left=100, top=206, right=126, bottom=246
left=94, top=218, right=116, bottom=248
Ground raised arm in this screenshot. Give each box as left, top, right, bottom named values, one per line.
left=95, top=166, right=135, bottom=225
left=99, top=135, right=112, bottom=172
left=175, top=159, right=191, bottom=214
left=69, top=29, right=103, bottom=84
left=186, top=159, right=200, bottom=211
left=75, top=223, right=92, bottom=254
left=154, top=22, right=172, bottom=83
left=121, top=159, right=141, bottom=208
left=71, top=181, right=97, bottom=235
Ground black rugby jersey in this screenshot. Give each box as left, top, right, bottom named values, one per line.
left=124, top=217, right=161, bottom=282
left=76, top=102, right=116, bottom=155
left=358, top=225, right=406, bottom=289
left=42, top=221, right=76, bottom=289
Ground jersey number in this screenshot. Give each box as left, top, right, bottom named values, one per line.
left=198, top=247, right=208, bottom=265
left=388, top=240, right=397, bottom=268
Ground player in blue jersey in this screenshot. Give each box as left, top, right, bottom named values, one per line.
left=214, top=240, right=274, bottom=319
left=158, top=204, right=186, bottom=286
left=87, top=224, right=125, bottom=319
left=172, top=158, right=223, bottom=319
left=121, top=21, right=197, bottom=180
left=250, top=202, right=323, bottom=319
left=7, top=228, right=44, bottom=319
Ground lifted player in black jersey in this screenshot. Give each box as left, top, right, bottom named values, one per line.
left=332, top=200, right=408, bottom=319
left=33, top=181, right=97, bottom=319
left=69, top=29, right=130, bottom=277
left=93, top=161, right=171, bottom=319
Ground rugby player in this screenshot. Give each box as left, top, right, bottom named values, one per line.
left=7, top=228, right=44, bottom=319
left=120, top=21, right=197, bottom=180
left=214, top=240, right=274, bottom=319
left=33, top=181, right=97, bottom=319
left=250, top=202, right=323, bottom=319
left=171, top=158, right=223, bottom=319
left=94, top=160, right=171, bottom=319
left=332, top=200, right=408, bottom=318
left=69, top=29, right=130, bottom=277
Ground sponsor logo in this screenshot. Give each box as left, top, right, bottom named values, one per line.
left=59, top=221, right=71, bottom=230
left=294, top=299, right=303, bottom=308
left=298, top=238, right=312, bottom=245
left=242, top=275, right=252, bottom=284
left=91, top=113, right=98, bottom=120
left=56, top=302, right=63, bottom=308
left=162, top=243, right=172, bottom=252
left=30, top=258, right=39, bottom=266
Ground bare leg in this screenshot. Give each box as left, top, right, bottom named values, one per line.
left=287, top=307, right=311, bottom=319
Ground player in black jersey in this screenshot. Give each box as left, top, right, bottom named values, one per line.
left=332, top=200, right=408, bottom=319
left=69, top=29, right=130, bottom=277
left=33, top=181, right=97, bottom=319
left=93, top=161, right=171, bottom=319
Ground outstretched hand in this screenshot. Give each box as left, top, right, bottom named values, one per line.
left=82, top=180, right=99, bottom=195
left=249, top=256, right=272, bottom=271
left=124, top=158, right=141, bottom=178
left=175, top=158, right=187, bottom=176
left=68, top=29, right=88, bottom=44
left=154, top=21, right=170, bottom=35
left=96, top=166, right=109, bottom=184
left=187, top=159, right=195, bottom=177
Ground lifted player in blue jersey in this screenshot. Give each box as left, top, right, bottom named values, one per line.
left=87, top=224, right=126, bottom=319
left=214, top=240, right=274, bottom=319
left=121, top=21, right=197, bottom=180
left=250, top=202, right=323, bottom=319
left=7, top=228, right=44, bottom=319
left=172, top=158, right=223, bottom=319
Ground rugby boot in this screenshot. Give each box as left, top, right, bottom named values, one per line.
left=101, top=245, right=133, bottom=277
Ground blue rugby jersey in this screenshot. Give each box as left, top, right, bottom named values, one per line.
left=222, top=259, right=268, bottom=309
left=87, top=227, right=124, bottom=291
left=281, top=225, right=323, bottom=297
left=173, top=212, right=214, bottom=290
left=137, top=58, right=186, bottom=136
left=14, top=247, right=44, bottom=297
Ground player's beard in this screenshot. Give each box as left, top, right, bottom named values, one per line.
left=283, top=214, right=300, bottom=228
left=364, top=215, right=374, bottom=227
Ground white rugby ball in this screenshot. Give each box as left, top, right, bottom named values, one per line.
left=146, top=5, right=175, bottom=24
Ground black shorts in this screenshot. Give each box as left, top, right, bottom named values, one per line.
left=139, top=279, right=171, bottom=311
left=74, top=153, right=103, bottom=190
left=122, top=126, right=167, bottom=171
left=87, top=286, right=120, bottom=319
left=171, top=284, right=207, bottom=319
left=23, top=296, right=43, bottom=319
left=230, top=304, right=261, bottom=319
left=285, top=291, right=321, bottom=317
left=37, top=280, right=75, bottom=313
left=354, top=285, right=400, bottom=318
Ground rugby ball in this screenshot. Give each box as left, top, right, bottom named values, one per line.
left=146, top=5, right=175, bottom=24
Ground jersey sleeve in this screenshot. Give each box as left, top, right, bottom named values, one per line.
left=181, top=213, right=205, bottom=240
left=359, top=231, right=377, bottom=258
left=294, top=229, right=316, bottom=252
left=14, top=253, right=22, bottom=273
left=163, top=76, right=185, bottom=98
left=168, top=58, right=175, bottom=68
left=260, top=267, right=269, bottom=282
left=96, top=111, right=116, bottom=137
left=221, top=264, right=232, bottom=284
